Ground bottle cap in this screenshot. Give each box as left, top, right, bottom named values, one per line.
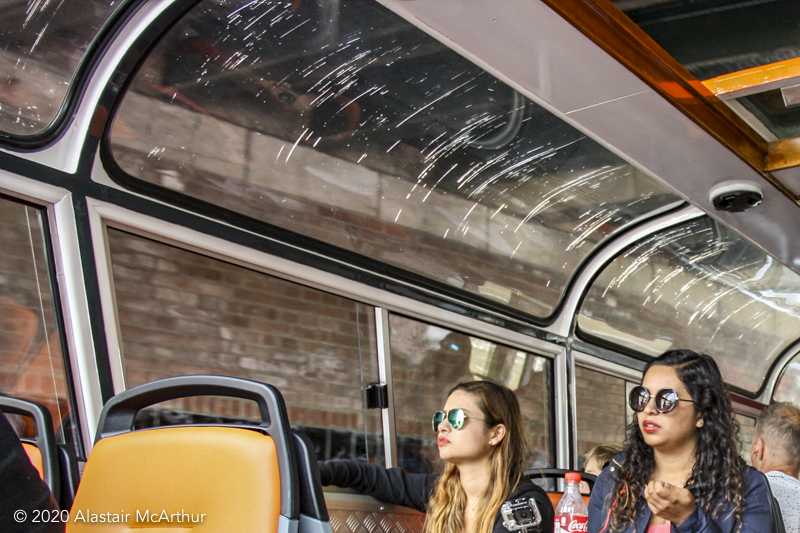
left=565, top=472, right=581, bottom=483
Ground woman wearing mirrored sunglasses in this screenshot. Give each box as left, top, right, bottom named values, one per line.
left=318, top=380, right=553, bottom=533
left=588, top=349, right=772, bottom=533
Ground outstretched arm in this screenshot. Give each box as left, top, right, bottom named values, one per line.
left=318, top=460, right=436, bottom=512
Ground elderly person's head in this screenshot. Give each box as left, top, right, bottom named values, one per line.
left=751, top=401, right=800, bottom=477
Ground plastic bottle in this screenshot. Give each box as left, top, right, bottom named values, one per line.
left=553, top=472, right=588, bottom=533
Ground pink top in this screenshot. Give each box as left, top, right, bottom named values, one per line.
left=647, top=525, right=671, bottom=533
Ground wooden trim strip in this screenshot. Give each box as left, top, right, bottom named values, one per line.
left=537, top=0, right=800, bottom=204
left=703, top=57, right=800, bottom=97
left=767, top=136, right=800, bottom=172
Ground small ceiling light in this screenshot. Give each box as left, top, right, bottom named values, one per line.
left=709, top=181, right=763, bottom=212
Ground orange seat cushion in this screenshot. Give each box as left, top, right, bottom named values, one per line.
left=67, top=426, right=281, bottom=532
left=22, top=443, right=44, bottom=479
left=547, top=492, right=560, bottom=510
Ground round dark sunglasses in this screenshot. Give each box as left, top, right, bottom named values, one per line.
left=629, top=386, right=694, bottom=414
left=432, top=408, right=487, bottom=432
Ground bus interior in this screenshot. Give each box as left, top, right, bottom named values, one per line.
left=2, top=0, right=800, bottom=529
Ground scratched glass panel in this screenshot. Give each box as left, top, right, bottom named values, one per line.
left=109, top=0, right=681, bottom=318
left=0, top=0, right=126, bottom=136
left=579, top=216, right=800, bottom=393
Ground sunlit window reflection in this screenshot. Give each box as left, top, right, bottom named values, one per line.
left=579, top=217, right=800, bottom=392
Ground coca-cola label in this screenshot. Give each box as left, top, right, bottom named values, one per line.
left=553, top=515, right=588, bottom=533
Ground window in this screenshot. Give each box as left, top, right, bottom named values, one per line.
left=107, top=228, right=383, bottom=463
left=109, top=0, right=680, bottom=320
left=773, top=352, right=800, bottom=406
left=575, top=366, right=630, bottom=466
left=0, top=197, right=78, bottom=453
left=736, top=413, right=756, bottom=465
left=388, top=314, right=553, bottom=472
left=0, top=0, right=127, bottom=136
left=578, top=217, right=800, bottom=394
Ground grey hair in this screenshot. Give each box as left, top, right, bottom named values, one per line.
left=755, top=402, right=800, bottom=467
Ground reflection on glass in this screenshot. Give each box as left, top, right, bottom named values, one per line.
left=579, top=216, right=800, bottom=393
left=0, top=198, right=77, bottom=452
left=0, top=0, right=125, bottom=135
left=773, top=355, right=800, bottom=406
left=611, top=0, right=800, bottom=80
left=107, top=228, right=383, bottom=463
left=388, top=314, right=552, bottom=473
left=110, top=0, right=680, bottom=319
left=575, top=366, right=628, bottom=461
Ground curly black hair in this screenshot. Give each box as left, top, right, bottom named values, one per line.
left=607, top=349, right=744, bottom=532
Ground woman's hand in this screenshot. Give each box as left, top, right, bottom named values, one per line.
left=644, top=480, right=696, bottom=526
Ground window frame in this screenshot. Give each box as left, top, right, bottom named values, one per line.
left=0, top=171, right=93, bottom=458
left=0, top=0, right=145, bottom=150
left=87, top=198, right=563, bottom=463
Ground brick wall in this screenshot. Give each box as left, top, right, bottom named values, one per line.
left=107, top=229, right=557, bottom=469
left=109, top=228, right=378, bottom=417
left=108, top=228, right=389, bottom=461
left=575, top=366, right=628, bottom=459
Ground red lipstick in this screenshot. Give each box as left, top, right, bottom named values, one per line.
left=642, top=420, right=661, bottom=433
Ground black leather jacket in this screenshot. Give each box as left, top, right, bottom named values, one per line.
left=318, top=460, right=553, bottom=533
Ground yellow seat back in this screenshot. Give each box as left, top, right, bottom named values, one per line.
left=68, top=426, right=281, bottom=532
left=22, top=442, right=44, bottom=479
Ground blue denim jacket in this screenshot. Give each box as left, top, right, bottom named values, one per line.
left=587, top=455, right=773, bottom=533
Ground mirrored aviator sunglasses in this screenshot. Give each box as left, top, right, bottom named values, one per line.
left=432, top=408, right=466, bottom=432
left=628, top=386, right=694, bottom=414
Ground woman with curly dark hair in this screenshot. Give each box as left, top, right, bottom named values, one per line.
left=588, top=349, right=772, bottom=533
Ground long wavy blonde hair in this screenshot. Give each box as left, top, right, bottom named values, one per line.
left=425, top=381, right=528, bottom=533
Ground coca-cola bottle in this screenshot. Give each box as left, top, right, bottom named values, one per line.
left=553, top=472, right=588, bottom=533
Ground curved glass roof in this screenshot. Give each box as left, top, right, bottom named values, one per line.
left=0, top=0, right=127, bottom=136
left=108, top=0, right=681, bottom=319
left=578, top=216, right=800, bottom=394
